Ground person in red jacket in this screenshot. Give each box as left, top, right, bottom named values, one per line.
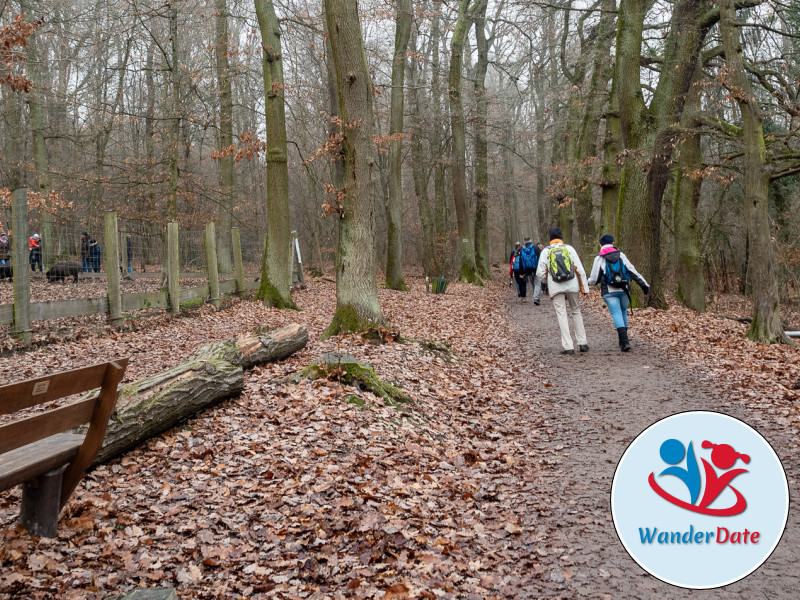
left=29, top=233, right=42, bottom=272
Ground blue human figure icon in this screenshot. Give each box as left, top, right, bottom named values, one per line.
left=658, top=439, right=701, bottom=505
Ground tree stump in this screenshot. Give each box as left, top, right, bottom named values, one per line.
left=285, top=353, right=413, bottom=406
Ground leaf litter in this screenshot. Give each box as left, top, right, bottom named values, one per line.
left=1, top=275, right=799, bottom=599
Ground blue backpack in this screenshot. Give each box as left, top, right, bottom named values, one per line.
left=605, top=256, right=630, bottom=288
left=512, top=253, right=522, bottom=273
left=520, top=245, right=537, bottom=270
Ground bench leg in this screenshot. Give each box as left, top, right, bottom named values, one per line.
left=19, top=468, right=64, bottom=538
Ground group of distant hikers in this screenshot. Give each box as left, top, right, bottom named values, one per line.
left=510, top=227, right=649, bottom=353
left=0, top=230, right=102, bottom=275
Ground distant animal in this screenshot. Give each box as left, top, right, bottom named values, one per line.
left=0, top=264, right=11, bottom=281
left=46, top=260, right=80, bottom=283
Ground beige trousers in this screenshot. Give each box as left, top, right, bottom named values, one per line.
left=551, top=292, right=587, bottom=351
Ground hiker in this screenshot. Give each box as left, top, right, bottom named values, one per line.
left=80, top=232, right=91, bottom=272
left=587, top=234, right=649, bottom=351
left=0, top=231, right=10, bottom=265
left=29, top=233, right=42, bottom=272
left=511, top=243, right=529, bottom=301
left=520, top=237, right=541, bottom=305
left=536, top=227, right=589, bottom=354
left=509, top=242, right=522, bottom=290
left=89, top=238, right=101, bottom=272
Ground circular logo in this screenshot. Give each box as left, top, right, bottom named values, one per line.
left=611, top=411, right=789, bottom=589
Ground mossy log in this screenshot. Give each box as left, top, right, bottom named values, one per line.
left=90, top=343, right=244, bottom=464
left=84, top=324, right=308, bottom=465
left=285, top=353, right=413, bottom=406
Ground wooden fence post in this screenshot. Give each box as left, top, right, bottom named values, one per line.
left=11, top=188, right=31, bottom=345
left=204, top=222, right=220, bottom=308
left=232, top=227, right=244, bottom=296
left=167, top=222, right=180, bottom=313
left=105, top=210, right=122, bottom=327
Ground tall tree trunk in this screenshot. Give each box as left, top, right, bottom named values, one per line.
left=322, top=4, right=344, bottom=189
left=323, top=0, right=385, bottom=336
left=600, top=70, right=621, bottom=239
left=644, top=0, right=709, bottom=309
left=385, top=0, right=412, bottom=290
left=449, top=0, right=481, bottom=284
left=617, top=0, right=713, bottom=308
left=673, top=64, right=706, bottom=312
left=22, top=0, right=54, bottom=267
left=431, top=4, right=448, bottom=276
left=720, top=0, right=787, bottom=344
left=501, top=118, right=516, bottom=254
left=615, top=0, right=653, bottom=307
left=472, top=0, right=490, bottom=279
left=145, top=44, right=156, bottom=218
left=408, top=27, right=436, bottom=276
left=215, top=0, right=235, bottom=272
left=167, top=1, right=180, bottom=220
left=88, top=40, right=130, bottom=219
left=532, top=68, right=547, bottom=241
left=574, top=0, right=616, bottom=260
left=254, top=0, right=295, bottom=309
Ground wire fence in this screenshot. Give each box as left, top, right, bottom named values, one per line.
left=5, top=211, right=266, bottom=275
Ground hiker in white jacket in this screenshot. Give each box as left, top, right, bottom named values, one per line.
left=536, top=227, right=590, bottom=354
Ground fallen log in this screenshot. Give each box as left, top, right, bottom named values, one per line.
left=84, top=323, right=308, bottom=465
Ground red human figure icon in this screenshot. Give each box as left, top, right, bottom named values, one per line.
left=698, top=441, right=750, bottom=511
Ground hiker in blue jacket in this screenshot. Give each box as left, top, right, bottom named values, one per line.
left=587, top=234, right=649, bottom=351
left=519, top=237, right=541, bottom=305
left=511, top=244, right=529, bottom=301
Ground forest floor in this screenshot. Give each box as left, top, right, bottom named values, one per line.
left=0, top=275, right=234, bottom=305
left=1, top=272, right=799, bottom=599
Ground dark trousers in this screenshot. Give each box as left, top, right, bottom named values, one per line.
left=514, top=272, right=527, bottom=297
left=30, top=250, right=42, bottom=272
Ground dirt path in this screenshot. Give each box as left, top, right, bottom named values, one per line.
left=508, top=292, right=800, bottom=598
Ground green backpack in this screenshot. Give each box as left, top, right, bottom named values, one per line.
left=548, top=245, right=575, bottom=282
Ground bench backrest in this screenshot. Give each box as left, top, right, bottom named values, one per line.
left=0, top=358, right=129, bottom=506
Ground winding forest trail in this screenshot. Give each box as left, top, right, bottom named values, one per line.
left=507, top=292, right=800, bottom=597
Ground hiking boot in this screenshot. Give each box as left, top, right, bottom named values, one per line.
left=618, top=327, right=631, bottom=352
left=560, top=349, right=575, bottom=355
left=579, top=344, right=589, bottom=352
left=533, top=299, right=540, bottom=305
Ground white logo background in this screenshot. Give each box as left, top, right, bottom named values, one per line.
left=611, top=411, right=789, bottom=589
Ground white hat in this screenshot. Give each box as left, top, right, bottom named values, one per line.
left=33, top=233, right=40, bottom=240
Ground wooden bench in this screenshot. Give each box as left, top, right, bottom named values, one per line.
left=0, top=359, right=128, bottom=537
